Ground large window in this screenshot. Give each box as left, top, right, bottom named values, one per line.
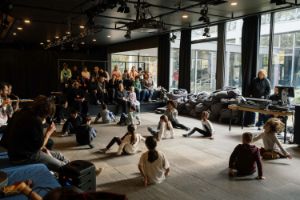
left=170, top=32, right=181, bottom=90
left=224, top=19, right=243, bottom=89
left=190, top=40, right=217, bottom=93
left=111, top=48, right=158, bottom=86
left=191, top=26, right=218, bottom=93
left=259, top=8, right=300, bottom=103
left=258, top=14, right=271, bottom=72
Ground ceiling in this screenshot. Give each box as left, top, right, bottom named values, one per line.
left=0, top=0, right=298, bottom=48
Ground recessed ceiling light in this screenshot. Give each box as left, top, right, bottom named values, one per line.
left=107, top=35, right=111, bottom=38
left=40, top=42, right=44, bottom=45
left=79, top=25, right=85, bottom=29
left=12, top=32, right=16, bottom=36
left=24, top=19, right=31, bottom=24
left=66, top=31, right=71, bottom=35
left=182, top=14, right=189, bottom=19
left=230, top=2, right=238, bottom=6
left=47, top=39, right=51, bottom=43
left=81, top=41, right=85, bottom=45
left=17, top=27, right=23, bottom=31
left=55, top=36, right=59, bottom=39
left=92, top=38, right=97, bottom=42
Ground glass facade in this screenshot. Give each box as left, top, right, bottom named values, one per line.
left=169, top=32, right=181, bottom=90
left=224, top=19, right=243, bottom=89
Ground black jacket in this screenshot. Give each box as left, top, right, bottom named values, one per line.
left=250, top=78, right=271, bottom=98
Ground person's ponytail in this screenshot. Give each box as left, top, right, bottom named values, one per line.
left=145, top=136, right=158, bottom=163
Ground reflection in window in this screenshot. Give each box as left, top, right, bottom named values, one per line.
left=191, top=26, right=218, bottom=41
left=170, top=32, right=181, bottom=90
left=258, top=14, right=271, bottom=73
left=190, top=41, right=217, bottom=93
left=224, top=19, right=243, bottom=89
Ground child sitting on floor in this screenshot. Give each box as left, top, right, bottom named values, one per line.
left=229, top=132, right=264, bottom=180
left=99, top=124, right=145, bottom=155
left=118, top=105, right=140, bottom=126
left=183, top=111, right=214, bottom=139
left=61, top=109, right=82, bottom=137
left=94, top=103, right=116, bottom=124
left=138, top=136, right=170, bottom=186
left=252, top=118, right=292, bottom=159
left=76, top=116, right=97, bottom=149
left=147, top=115, right=174, bottom=141
left=164, top=100, right=189, bottom=131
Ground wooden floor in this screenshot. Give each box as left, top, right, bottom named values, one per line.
left=53, top=113, right=300, bottom=200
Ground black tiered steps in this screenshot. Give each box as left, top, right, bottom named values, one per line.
left=88, top=101, right=166, bottom=116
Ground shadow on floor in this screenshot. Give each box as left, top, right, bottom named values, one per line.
left=97, top=177, right=145, bottom=194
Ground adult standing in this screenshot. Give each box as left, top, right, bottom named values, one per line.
left=60, top=63, right=72, bottom=84
left=249, top=69, right=271, bottom=128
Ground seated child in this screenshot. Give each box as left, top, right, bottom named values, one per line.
left=229, top=132, right=264, bottom=180
left=118, top=105, right=140, bottom=126
left=99, top=124, right=145, bottom=155
left=138, top=136, right=170, bottom=186
left=94, top=104, right=116, bottom=123
left=76, top=116, right=97, bottom=149
left=252, top=118, right=292, bottom=159
left=183, top=111, right=214, bottom=139
left=164, top=100, right=189, bottom=131
left=61, top=109, right=82, bottom=137
left=147, top=115, right=174, bottom=141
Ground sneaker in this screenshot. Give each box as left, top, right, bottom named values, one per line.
left=182, top=134, right=189, bottom=138
left=60, top=132, right=69, bottom=137
left=185, top=127, right=191, bottom=131
left=89, top=144, right=94, bottom=149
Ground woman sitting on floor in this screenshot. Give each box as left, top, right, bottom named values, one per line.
left=164, top=100, right=190, bottom=131
left=147, top=115, right=174, bottom=141
left=138, top=136, right=170, bottom=186
left=252, top=118, right=292, bottom=159
left=99, top=124, right=145, bottom=155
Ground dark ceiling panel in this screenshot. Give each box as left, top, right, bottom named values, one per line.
left=0, top=0, right=298, bottom=47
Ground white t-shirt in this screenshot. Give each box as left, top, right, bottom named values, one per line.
left=117, top=134, right=145, bottom=155
left=201, top=120, right=214, bottom=134
left=139, top=151, right=170, bottom=184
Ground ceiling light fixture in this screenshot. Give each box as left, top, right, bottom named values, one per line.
left=79, top=25, right=85, bottom=29
left=55, top=36, right=59, bottom=39
left=24, top=19, right=31, bottom=24
left=66, top=31, right=71, bottom=35
left=92, top=38, right=96, bottom=42
left=12, top=32, right=16, bottom=36
left=40, top=42, right=44, bottom=45
left=81, top=41, right=85, bottom=45
left=198, top=4, right=210, bottom=23
left=230, top=2, right=238, bottom=6
left=182, top=14, right=189, bottom=19
left=117, top=0, right=130, bottom=13
left=47, top=39, right=51, bottom=43
left=169, top=32, right=177, bottom=43
left=107, top=35, right=111, bottom=38
left=17, top=27, right=23, bottom=30
left=203, top=26, right=211, bottom=38
left=124, top=30, right=131, bottom=39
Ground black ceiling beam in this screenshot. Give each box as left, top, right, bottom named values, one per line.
left=126, top=0, right=230, bottom=19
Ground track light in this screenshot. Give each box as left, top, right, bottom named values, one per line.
left=198, top=4, right=210, bottom=23
left=117, top=0, right=130, bottom=13
left=203, top=26, right=211, bottom=38
left=124, top=30, right=131, bottom=39
left=270, top=0, right=286, bottom=5
left=170, top=32, right=177, bottom=43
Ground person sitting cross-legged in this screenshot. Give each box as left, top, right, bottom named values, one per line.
left=228, top=132, right=264, bottom=180
left=61, top=109, right=82, bottom=137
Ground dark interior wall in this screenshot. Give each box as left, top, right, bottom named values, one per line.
left=0, top=46, right=107, bottom=98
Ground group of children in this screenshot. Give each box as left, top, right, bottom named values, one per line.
left=60, top=98, right=291, bottom=185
